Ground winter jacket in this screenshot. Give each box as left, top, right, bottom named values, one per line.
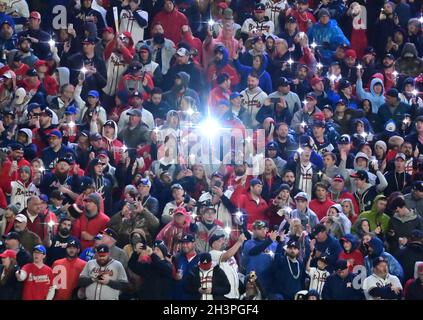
left=151, top=8, right=189, bottom=45
left=171, top=251, right=200, bottom=300
left=396, top=242, right=423, bottom=281
left=355, top=195, right=391, bottom=234
left=143, top=37, right=176, bottom=75
left=206, top=45, right=240, bottom=90
left=72, top=211, right=110, bottom=250
left=377, top=101, right=412, bottom=130
left=238, top=193, right=269, bottom=230
left=356, top=77, right=385, bottom=114
left=135, top=44, right=163, bottom=86
left=395, top=43, right=423, bottom=78
left=364, top=237, right=404, bottom=281
left=386, top=210, right=423, bottom=255
left=162, top=71, right=201, bottom=110
left=128, top=252, right=173, bottom=300
left=184, top=265, right=231, bottom=300
left=321, top=272, right=364, bottom=300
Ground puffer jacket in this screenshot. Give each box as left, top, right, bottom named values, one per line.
left=395, top=43, right=423, bottom=78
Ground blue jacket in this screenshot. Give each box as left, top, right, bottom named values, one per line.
left=233, top=55, right=273, bottom=94
left=321, top=273, right=364, bottom=300
left=356, top=78, right=385, bottom=114
left=242, top=237, right=277, bottom=293
left=307, top=19, right=350, bottom=64
left=364, top=237, right=404, bottom=282
left=41, top=144, right=75, bottom=170
left=272, top=241, right=305, bottom=299
left=171, top=252, right=200, bottom=300
left=377, top=101, right=411, bottom=130
left=313, top=235, right=342, bottom=273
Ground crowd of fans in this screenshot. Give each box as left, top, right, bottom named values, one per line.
left=0, top=0, right=422, bottom=300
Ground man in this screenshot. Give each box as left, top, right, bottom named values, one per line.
left=184, top=252, right=230, bottom=300
left=268, top=77, right=301, bottom=119
left=240, top=72, right=268, bottom=128
left=291, top=92, right=321, bottom=134
left=198, top=172, right=236, bottom=231
left=307, top=9, right=350, bottom=64
left=42, top=129, right=74, bottom=170
left=405, top=262, right=423, bottom=299
left=209, top=233, right=246, bottom=300
left=405, top=115, right=423, bottom=155
left=206, top=45, right=239, bottom=91
left=310, top=120, right=335, bottom=156
left=118, top=90, right=155, bottom=130
left=363, top=257, right=403, bottom=300
left=17, top=11, right=50, bottom=59
left=172, top=234, right=200, bottom=300
left=86, top=157, right=113, bottom=215
left=378, top=88, right=411, bottom=129
left=241, top=3, right=275, bottom=41
left=162, top=183, right=194, bottom=225
left=100, top=228, right=128, bottom=269
left=286, top=0, right=316, bottom=33
left=238, top=179, right=269, bottom=230
left=321, top=259, right=364, bottom=300
left=191, top=206, right=226, bottom=253
left=10, top=165, right=39, bottom=213
left=136, top=178, right=159, bottom=218
left=328, top=174, right=359, bottom=214
left=46, top=218, right=76, bottom=266
left=151, top=0, right=189, bottom=45
left=62, top=36, right=107, bottom=99
left=162, top=71, right=200, bottom=111
left=3, top=231, right=31, bottom=267
left=49, top=84, right=77, bottom=120
left=290, top=192, right=319, bottom=230
left=242, top=220, right=278, bottom=293
left=31, top=106, right=57, bottom=157
left=16, top=36, right=38, bottom=69
left=208, top=73, right=232, bottom=111
left=78, top=244, right=128, bottom=300
left=119, top=0, right=148, bottom=46
left=351, top=170, right=384, bottom=213
left=355, top=195, right=390, bottom=236
left=117, top=108, right=150, bottom=149
left=12, top=213, right=41, bottom=253
left=309, top=182, right=336, bottom=221
left=387, top=198, right=423, bottom=256
left=273, top=123, right=297, bottom=161
left=273, top=239, right=306, bottom=300
left=309, top=224, right=342, bottom=273
left=143, top=87, right=170, bottom=120
left=72, top=193, right=110, bottom=250
left=364, top=237, right=404, bottom=281
left=383, top=153, right=412, bottom=196
left=404, top=181, right=423, bottom=217
left=16, top=245, right=55, bottom=300
left=22, top=195, right=57, bottom=244
left=396, top=230, right=423, bottom=281
left=52, top=239, right=87, bottom=300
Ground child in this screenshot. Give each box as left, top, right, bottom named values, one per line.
left=10, top=166, right=39, bottom=212
left=338, top=234, right=364, bottom=273
left=306, top=255, right=330, bottom=297
left=48, top=190, right=67, bottom=220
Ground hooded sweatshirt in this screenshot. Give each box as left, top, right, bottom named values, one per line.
left=395, top=42, right=423, bottom=78
left=206, top=45, right=240, bottom=89
left=239, top=86, right=268, bottom=127
left=162, top=71, right=201, bottom=110
left=387, top=209, right=423, bottom=255
left=18, top=128, right=37, bottom=161
left=356, top=77, right=385, bottom=114
left=233, top=54, right=273, bottom=94
left=100, top=120, right=124, bottom=165
left=156, top=212, right=192, bottom=255
left=151, top=7, right=189, bottom=45
left=328, top=204, right=352, bottom=234
left=338, top=234, right=364, bottom=272
left=364, top=237, right=404, bottom=281
left=136, top=44, right=162, bottom=85
left=355, top=195, right=391, bottom=234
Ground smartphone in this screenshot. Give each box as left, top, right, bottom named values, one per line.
left=214, top=180, right=222, bottom=188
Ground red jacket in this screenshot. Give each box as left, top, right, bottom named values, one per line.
left=41, top=75, right=59, bottom=96
left=151, top=9, right=189, bottom=44
left=208, top=86, right=231, bottom=111
left=338, top=250, right=365, bottom=273
left=206, top=63, right=240, bottom=89
left=72, top=211, right=110, bottom=250
left=32, top=127, right=57, bottom=157
left=104, top=32, right=135, bottom=63
left=24, top=209, right=58, bottom=241
left=179, top=32, right=203, bottom=64
left=309, top=198, right=336, bottom=221
left=0, top=187, right=7, bottom=209
left=238, top=192, right=269, bottom=230
left=0, top=64, right=30, bottom=87
left=228, top=173, right=253, bottom=208
left=286, top=9, right=316, bottom=32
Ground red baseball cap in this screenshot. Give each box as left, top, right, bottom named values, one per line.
left=103, top=27, right=115, bottom=34
left=310, top=76, right=322, bottom=87
left=0, top=249, right=17, bottom=259
left=345, top=49, right=357, bottom=59
left=30, top=11, right=41, bottom=20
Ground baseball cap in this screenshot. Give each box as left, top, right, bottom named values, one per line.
left=344, top=49, right=357, bottom=59
left=229, top=92, right=240, bottom=100
left=338, top=134, right=351, bottom=144
left=3, top=232, right=19, bottom=241
left=321, top=105, right=333, bottom=112
left=384, top=53, right=395, bottom=60
left=80, top=176, right=94, bottom=191
left=128, top=109, right=142, bottom=117
left=199, top=252, right=212, bottom=265
left=26, top=69, right=38, bottom=77
left=67, top=238, right=81, bottom=249
left=266, top=141, right=278, bottom=150
left=306, top=92, right=317, bottom=101
left=82, top=37, right=96, bottom=45
left=30, top=11, right=41, bottom=19
left=64, top=105, right=77, bottom=115
left=10, top=143, right=24, bottom=151
left=254, top=3, right=266, bottom=11
left=286, top=239, right=300, bottom=249
left=287, top=16, right=297, bottom=23
left=335, top=259, right=348, bottom=271
left=250, top=178, right=262, bottom=187
left=176, top=47, right=189, bottom=57
left=317, top=255, right=329, bottom=265
left=209, top=234, right=225, bottom=247
left=180, top=234, right=195, bottom=243
left=39, top=194, right=49, bottom=203
left=332, top=174, right=345, bottom=182
left=50, top=190, right=65, bottom=200
left=373, top=256, right=388, bottom=268
left=251, top=35, right=265, bottom=44
left=89, top=132, right=102, bottom=141
left=33, top=244, right=46, bottom=255
left=103, top=27, right=114, bottom=34
left=94, top=234, right=103, bottom=241
left=100, top=228, right=118, bottom=240
left=97, top=151, right=109, bottom=160
left=312, top=120, right=325, bottom=128
left=48, top=129, right=62, bottom=139
left=386, top=88, right=399, bottom=98
left=412, top=180, right=423, bottom=192
left=277, top=77, right=290, bottom=87
left=96, top=244, right=110, bottom=255
left=174, top=207, right=187, bottom=216
left=137, top=178, right=152, bottom=188
left=338, top=80, right=352, bottom=91
left=310, top=224, right=327, bottom=238
left=350, top=170, right=369, bottom=182
left=171, top=183, right=184, bottom=191
left=87, top=90, right=100, bottom=98
left=252, top=220, right=268, bottom=230
left=395, top=153, right=406, bottom=161
left=294, top=192, right=309, bottom=202
left=0, top=249, right=17, bottom=259
left=15, top=214, right=27, bottom=223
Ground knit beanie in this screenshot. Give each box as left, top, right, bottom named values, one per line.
left=375, top=140, right=387, bottom=153
left=87, top=193, right=101, bottom=210
left=318, top=8, right=330, bottom=20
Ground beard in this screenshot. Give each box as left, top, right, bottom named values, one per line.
left=59, top=228, right=71, bottom=237
left=21, top=47, right=30, bottom=53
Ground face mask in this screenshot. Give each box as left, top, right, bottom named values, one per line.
left=153, top=33, right=165, bottom=45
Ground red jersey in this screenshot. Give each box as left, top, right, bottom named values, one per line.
left=21, top=263, right=54, bottom=300
left=52, top=257, right=87, bottom=300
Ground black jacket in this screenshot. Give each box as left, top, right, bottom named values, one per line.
left=128, top=252, right=173, bottom=300
left=184, top=265, right=230, bottom=300
left=396, top=242, right=423, bottom=281
left=387, top=213, right=423, bottom=256
left=0, top=265, right=22, bottom=300
left=405, top=278, right=423, bottom=300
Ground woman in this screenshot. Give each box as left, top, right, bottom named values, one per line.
left=265, top=34, right=277, bottom=57
left=233, top=53, right=273, bottom=94
left=0, top=250, right=22, bottom=300
left=360, top=99, right=380, bottom=133
left=259, top=158, right=283, bottom=202
left=326, top=204, right=352, bottom=234
left=322, top=215, right=344, bottom=239
left=338, top=234, right=365, bottom=273
left=178, top=96, right=201, bottom=126
left=374, top=140, right=387, bottom=168
left=267, top=184, right=295, bottom=228
left=355, top=218, right=385, bottom=242
left=0, top=70, right=16, bottom=111
left=341, top=199, right=358, bottom=224
left=190, top=164, right=209, bottom=200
